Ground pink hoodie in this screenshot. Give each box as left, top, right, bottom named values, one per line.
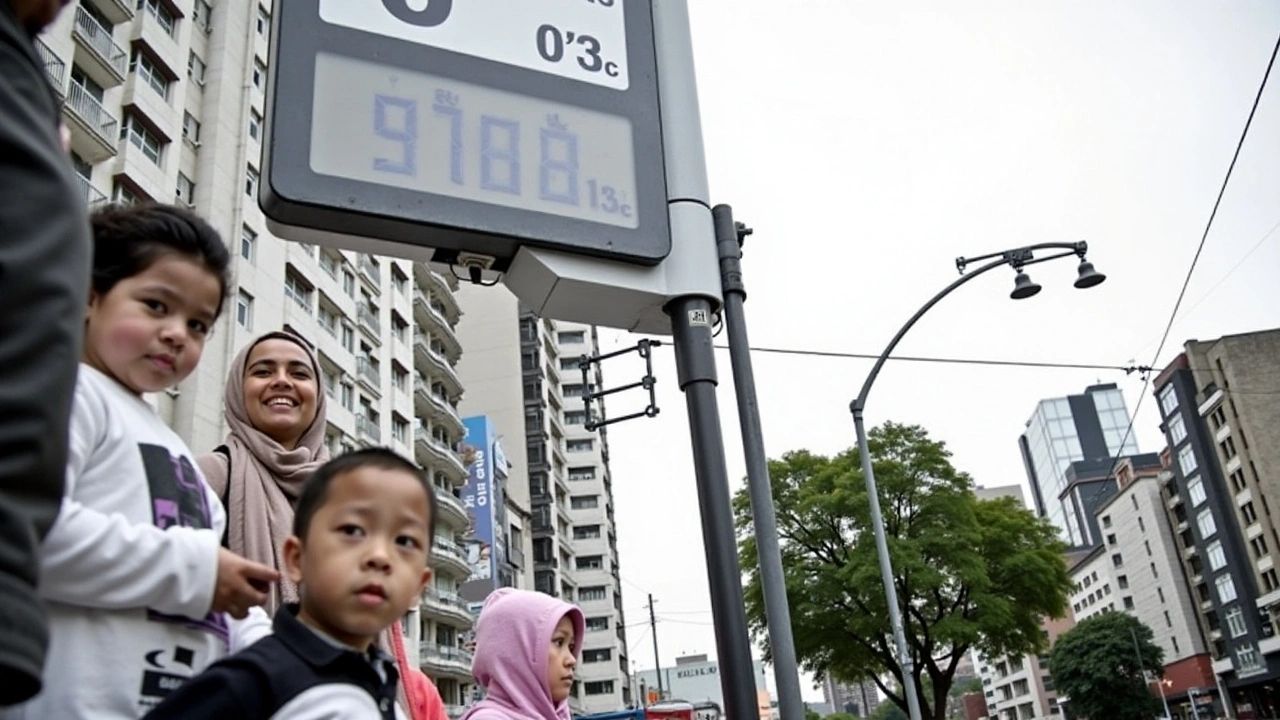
left=463, top=589, right=586, bottom=720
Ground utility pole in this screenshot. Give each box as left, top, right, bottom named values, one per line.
left=648, top=594, right=664, bottom=698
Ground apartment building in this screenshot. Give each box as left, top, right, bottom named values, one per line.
left=821, top=676, right=881, bottom=717
left=36, top=2, right=474, bottom=712
left=1153, top=330, right=1280, bottom=719
left=1066, top=456, right=1218, bottom=717
left=453, top=290, right=631, bottom=713
left=556, top=322, right=632, bottom=712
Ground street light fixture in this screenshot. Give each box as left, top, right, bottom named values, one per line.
left=848, top=240, right=1105, bottom=720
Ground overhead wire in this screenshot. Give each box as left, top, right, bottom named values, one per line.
left=1081, top=29, right=1280, bottom=521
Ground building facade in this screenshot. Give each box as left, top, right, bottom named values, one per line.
left=633, top=654, right=770, bottom=718
left=821, top=675, right=881, bottom=717
left=1153, top=330, right=1280, bottom=719
left=454, top=291, right=631, bottom=714
left=1018, top=384, right=1140, bottom=547
left=37, top=1, right=475, bottom=712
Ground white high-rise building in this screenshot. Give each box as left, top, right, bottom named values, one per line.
left=37, top=2, right=473, bottom=712
left=454, top=287, right=632, bottom=714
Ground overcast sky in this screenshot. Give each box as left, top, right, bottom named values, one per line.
left=595, top=0, right=1280, bottom=701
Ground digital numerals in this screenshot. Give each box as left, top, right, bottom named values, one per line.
left=371, top=92, right=633, bottom=218
left=536, top=24, right=619, bottom=77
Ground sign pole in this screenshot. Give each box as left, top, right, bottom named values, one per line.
left=652, top=4, right=759, bottom=720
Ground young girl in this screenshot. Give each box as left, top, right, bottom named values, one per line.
left=5, top=204, right=279, bottom=720
left=462, top=589, right=585, bottom=720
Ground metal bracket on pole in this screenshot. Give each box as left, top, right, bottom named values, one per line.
left=579, top=339, right=662, bottom=432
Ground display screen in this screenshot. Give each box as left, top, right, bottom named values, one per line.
left=310, top=52, right=640, bottom=229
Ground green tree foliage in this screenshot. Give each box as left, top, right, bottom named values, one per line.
left=869, top=703, right=908, bottom=720
left=734, top=423, right=1072, bottom=720
left=1049, top=612, right=1165, bottom=720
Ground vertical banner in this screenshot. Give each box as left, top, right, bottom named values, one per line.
left=460, top=416, right=497, bottom=601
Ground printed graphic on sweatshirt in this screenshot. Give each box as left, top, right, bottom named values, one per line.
left=136, top=443, right=228, bottom=706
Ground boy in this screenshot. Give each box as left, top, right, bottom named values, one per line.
left=143, top=448, right=438, bottom=720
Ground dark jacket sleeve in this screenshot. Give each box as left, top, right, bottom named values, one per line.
left=0, top=1, right=92, bottom=707
left=141, top=660, right=267, bottom=720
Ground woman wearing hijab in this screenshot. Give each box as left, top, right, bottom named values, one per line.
left=198, top=330, right=446, bottom=720
left=197, top=330, right=328, bottom=614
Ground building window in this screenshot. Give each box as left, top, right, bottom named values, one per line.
left=1123, top=596, right=1135, bottom=610
left=249, top=109, right=262, bottom=141
left=253, top=58, right=266, bottom=89
left=571, top=495, right=599, bottom=510
left=1112, top=553, right=1123, bottom=567
left=1263, top=569, right=1280, bottom=593
left=182, top=112, right=200, bottom=145
left=1236, top=644, right=1263, bottom=672
left=112, top=183, right=140, bottom=205
left=284, top=271, right=312, bottom=312
left=339, top=382, right=354, bottom=411
left=236, top=290, right=253, bottom=329
left=175, top=173, right=194, bottom=206
left=1178, top=444, right=1199, bottom=477
left=578, top=586, right=607, bottom=602
left=245, top=167, right=258, bottom=197
left=558, top=331, right=585, bottom=344
left=1251, top=535, right=1270, bottom=560
left=1117, top=575, right=1128, bottom=589
left=584, top=681, right=615, bottom=696
left=256, top=5, right=271, bottom=35
left=392, top=414, right=408, bottom=445
left=1226, top=606, right=1248, bottom=638
left=1215, top=574, right=1238, bottom=604
left=187, top=51, right=206, bottom=85
left=567, top=439, right=594, bottom=453
left=137, top=0, right=176, bottom=36
left=1197, top=510, right=1217, bottom=539
left=1167, top=413, right=1188, bottom=446
left=582, top=649, right=612, bottom=664
left=1207, top=541, right=1227, bottom=571
left=585, top=616, right=609, bottom=632
left=575, top=554, right=603, bottom=571
left=392, top=362, right=408, bottom=392
left=341, top=323, right=355, bottom=353
left=1242, top=502, right=1258, bottom=525
left=192, top=0, right=212, bottom=32
left=1106, top=534, right=1117, bottom=546
left=1159, top=385, right=1178, bottom=416
left=573, top=525, right=601, bottom=540
left=565, top=410, right=587, bottom=425
left=120, top=114, right=163, bottom=165
left=568, top=466, right=596, bottom=481
left=130, top=49, right=169, bottom=99
left=391, top=265, right=408, bottom=295
left=240, top=226, right=256, bottom=262
left=342, top=270, right=356, bottom=298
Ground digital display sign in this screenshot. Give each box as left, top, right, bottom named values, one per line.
left=261, top=0, right=670, bottom=268
left=311, top=53, right=640, bottom=229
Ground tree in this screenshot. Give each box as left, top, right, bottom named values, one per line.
left=869, top=703, right=908, bottom=720
left=1049, top=612, right=1164, bottom=720
left=734, top=423, right=1072, bottom=720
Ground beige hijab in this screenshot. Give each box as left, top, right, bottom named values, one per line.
left=197, top=331, right=330, bottom=614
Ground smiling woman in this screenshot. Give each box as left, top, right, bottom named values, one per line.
left=196, top=330, right=329, bottom=614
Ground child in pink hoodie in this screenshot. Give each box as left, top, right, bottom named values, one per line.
left=463, top=589, right=585, bottom=720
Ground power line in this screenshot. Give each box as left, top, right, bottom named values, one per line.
left=1084, top=29, right=1279, bottom=519
left=710, top=344, right=1148, bottom=374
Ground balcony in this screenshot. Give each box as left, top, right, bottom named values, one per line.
left=356, top=415, right=381, bottom=444
left=420, top=588, right=473, bottom=626
left=435, top=488, right=468, bottom=530
left=412, top=288, right=457, bottom=340
left=431, top=539, right=473, bottom=578
left=445, top=705, right=466, bottom=720
left=72, top=6, right=127, bottom=88
left=414, top=382, right=464, bottom=437
left=63, top=83, right=118, bottom=162
left=359, top=254, right=382, bottom=286
left=414, top=333, right=463, bottom=397
left=356, top=304, right=382, bottom=338
left=129, top=11, right=180, bottom=80
left=88, top=0, right=135, bottom=25
left=34, top=39, right=65, bottom=101
left=76, top=175, right=108, bottom=209
left=356, top=357, right=381, bottom=396
left=419, top=642, right=472, bottom=678
left=415, top=427, right=467, bottom=482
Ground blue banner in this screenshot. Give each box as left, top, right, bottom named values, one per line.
left=460, top=416, right=496, bottom=597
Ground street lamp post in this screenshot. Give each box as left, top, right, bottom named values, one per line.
left=848, top=241, right=1106, bottom=720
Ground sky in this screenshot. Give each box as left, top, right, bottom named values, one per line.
left=592, top=0, right=1280, bottom=702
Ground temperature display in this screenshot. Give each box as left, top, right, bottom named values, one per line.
left=310, top=53, right=639, bottom=229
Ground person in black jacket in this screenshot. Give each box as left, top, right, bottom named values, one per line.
left=0, top=0, right=90, bottom=707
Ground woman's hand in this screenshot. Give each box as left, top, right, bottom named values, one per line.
left=212, top=548, right=279, bottom=618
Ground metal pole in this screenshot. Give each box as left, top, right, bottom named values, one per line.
left=649, top=594, right=664, bottom=697
left=650, top=2, right=758, bottom=718
left=1130, top=626, right=1171, bottom=720
left=666, top=295, right=762, bottom=720
left=1188, top=687, right=1202, bottom=720
left=712, top=204, right=806, bottom=720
